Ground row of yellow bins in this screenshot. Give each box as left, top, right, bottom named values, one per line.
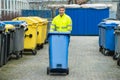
left=13, top=17, right=48, bottom=55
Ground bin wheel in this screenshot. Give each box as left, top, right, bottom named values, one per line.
left=37, top=44, right=44, bottom=50
left=66, top=68, right=69, bottom=75
left=47, top=67, right=50, bottom=75
left=45, top=40, right=48, bottom=44
left=14, top=52, right=21, bottom=60
left=32, top=50, right=37, bottom=55
left=113, top=53, right=118, bottom=60
left=101, top=48, right=105, bottom=55
left=16, top=54, right=20, bottom=60
left=36, top=45, right=40, bottom=50
left=40, top=44, right=44, bottom=49
left=99, top=47, right=103, bottom=52
left=20, top=51, right=23, bottom=58
left=104, top=50, right=109, bottom=56
left=117, top=58, right=120, bottom=66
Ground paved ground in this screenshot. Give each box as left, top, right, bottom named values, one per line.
left=0, top=36, right=120, bottom=80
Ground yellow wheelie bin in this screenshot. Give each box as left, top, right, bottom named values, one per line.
left=42, top=18, right=48, bottom=44
left=32, top=17, right=48, bottom=44
left=28, top=17, right=44, bottom=50
left=13, top=17, right=38, bottom=55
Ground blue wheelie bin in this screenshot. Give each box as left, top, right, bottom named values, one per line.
left=99, top=21, right=119, bottom=56
left=98, top=22, right=105, bottom=52
left=115, top=28, right=120, bottom=65
left=3, top=21, right=27, bottom=59
left=47, top=32, right=70, bottom=75
left=113, top=26, right=120, bottom=60
left=114, top=27, right=120, bottom=65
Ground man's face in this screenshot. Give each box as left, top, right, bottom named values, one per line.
left=59, top=8, right=65, bottom=16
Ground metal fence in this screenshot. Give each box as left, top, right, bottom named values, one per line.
left=0, top=0, right=29, bottom=20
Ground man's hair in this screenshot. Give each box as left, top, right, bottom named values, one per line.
left=58, top=6, right=65, bottom=10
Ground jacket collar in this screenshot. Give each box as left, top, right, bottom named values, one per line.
left=58, top=13, right=65, bottom=17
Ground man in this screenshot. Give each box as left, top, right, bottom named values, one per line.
left=50, top=6, right=72, bottom=32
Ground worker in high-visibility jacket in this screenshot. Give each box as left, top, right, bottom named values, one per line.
left=50, top=6, right=72, bottom=32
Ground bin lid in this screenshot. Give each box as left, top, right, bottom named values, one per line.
left=13, top=17, right=38, bottom=26
left=98, top=22, right=119, bottom=28
left=29, top=17, right=44, bottom=23
left=3, top=21, right=27, bottom=28
left=5, top=24, right=15, bottom=32
left=104, top=20, right=120, bottom=26
left=28, top=17, right=45, bottom=26
left=0, top=22, right=5, bottom=31
left=42, top=18, right=48, bottom=24
left=30, top=17, right=48, bottom=24
left=48, top=31, right=70, bottom=35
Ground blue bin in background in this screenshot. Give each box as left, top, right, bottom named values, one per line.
left=113, top=27, right=120, bottom=60
left=99, top=21, right=119, bottom=56
left=98, top=23, right=105, bottom=52
left=47, top=32, right=70, bottom=75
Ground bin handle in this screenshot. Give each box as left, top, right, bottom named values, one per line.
left=20, top=23, right=28, bottom=28
left=20, top=25, right=24, bottom=28
left=25, top=34, right=32, bottom=38
left=24, top=27, right=28, bottom=31
left=37, top=31, right=39, bottom=35
left=8, top=29, right=15, bottom=32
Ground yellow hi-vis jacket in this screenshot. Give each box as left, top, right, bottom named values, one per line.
left=50, top=14, right=72, bottom=32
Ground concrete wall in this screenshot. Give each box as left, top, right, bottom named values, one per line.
left=29, top=0, right=68, bottom=10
